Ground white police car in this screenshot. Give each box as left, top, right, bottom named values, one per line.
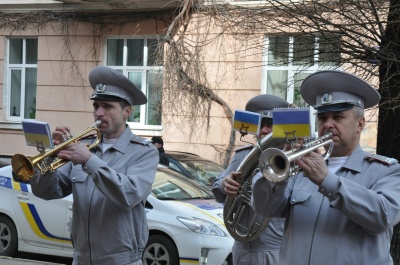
left=0, top=165, right=233, bottom=265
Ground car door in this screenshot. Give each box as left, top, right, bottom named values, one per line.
left=12, top=180, right=71, bottom=249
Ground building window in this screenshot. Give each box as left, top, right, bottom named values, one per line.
left=6, top=38, right=38, bottom=120
left=106, top=37, right=163, bottom=127
left=262, top=34, right=340, bottom=107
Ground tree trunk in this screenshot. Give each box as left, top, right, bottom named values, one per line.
left=377, top=1, right=400, bottom=263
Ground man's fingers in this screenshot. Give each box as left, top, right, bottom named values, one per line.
left=230, top=172, right=242, bottom=185
left=225, top=186, right=239, bottom=196
left=225, top=181, right=239, bottom=190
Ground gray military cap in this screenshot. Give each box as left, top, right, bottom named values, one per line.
left=300, top=70, right=380, bottom=113
left=245, top=94, right=290, bottom=120
left=89, top=66, right=147, bottom=106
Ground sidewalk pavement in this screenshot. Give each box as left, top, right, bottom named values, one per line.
left=0, top=257, right=64, bottom=265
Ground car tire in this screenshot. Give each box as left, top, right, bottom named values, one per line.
left=0, top=216, right=18, bottom=257
left=143, top=234, right=179, bottom=265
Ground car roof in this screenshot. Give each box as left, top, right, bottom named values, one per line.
left=165, top=151, right=206, bottom=161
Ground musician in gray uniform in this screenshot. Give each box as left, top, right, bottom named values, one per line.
left=212, top=94, right=290, bottom=265
left=252, top=70, right=400, bottom=265
left=31, top=66, right=158, bottom=265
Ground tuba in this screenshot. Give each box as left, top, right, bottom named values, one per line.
left=11, top=120, right=101, bottom=182
left=223, top=133, right=286, bottom=242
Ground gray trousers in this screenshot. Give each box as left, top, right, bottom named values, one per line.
left=232, top=244, right=279, bottom=265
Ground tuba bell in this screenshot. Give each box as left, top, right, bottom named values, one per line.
left=223, top=133, right=286, bottom=242
left=11, top=120, right=101, bottom=182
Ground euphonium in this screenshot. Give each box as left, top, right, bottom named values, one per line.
left=223, top=133, right=287, bottom=242
left=259, top=132, right=334, bottom=182
left=11, top=120, right=102, bottom=182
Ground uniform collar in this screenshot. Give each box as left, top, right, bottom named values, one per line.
left=99, top=126, right=132, bottom=154
left=340, top=145, right=364, bottom=173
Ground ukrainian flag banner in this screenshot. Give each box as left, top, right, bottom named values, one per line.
left=233, top=110, right=261, bottom=136
left=272, top=108, right=311, bottom=138
left=22, top=119, right=54, bottom=149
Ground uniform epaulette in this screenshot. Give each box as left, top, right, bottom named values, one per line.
left=130, top=136, right=151, bottom=146
left=235, top=144, right=254, bottom=153
left=364, top=153, right=398, bottom=165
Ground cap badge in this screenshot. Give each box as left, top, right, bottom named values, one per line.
left=261, top=110, right=272, bottom=118
left=95, top=83, right=106, bottom=92
left=321, top=93, right=333, bottom=104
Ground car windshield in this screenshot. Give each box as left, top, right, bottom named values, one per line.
left=152, top=168, right=214, bottom=200
left=177, top=160, right=224, bottom=187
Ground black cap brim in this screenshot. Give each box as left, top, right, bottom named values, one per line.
left=315, top=103, right=355, bottom=114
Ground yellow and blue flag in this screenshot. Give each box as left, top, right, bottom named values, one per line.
left=272, top=108, right=311, bottom=138
left=22, top=119, right=54, bottom=149
left=233, top=110, right=261, bottom=136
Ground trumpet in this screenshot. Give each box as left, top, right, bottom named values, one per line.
left=11, top=120, right=101, bottom=182
left=259, top=132, right=334, bottom=182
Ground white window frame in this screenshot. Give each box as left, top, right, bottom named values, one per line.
left=104, top=36, right=163, bottom=132
left=261, top=35, right=341, bottom=133
left=5, top=37, right=38, bottom=122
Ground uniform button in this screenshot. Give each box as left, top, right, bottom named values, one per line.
left=72, top=177, right=76, bottom=181
left=89, top=171, right=93, bottom=175
left=82, top=166, right=88, bottom=171
left=291, top=199, right=296, bottom=203
left=321, top=188, right=326, bottom=192
left=328, top=193, right=332, bottom=197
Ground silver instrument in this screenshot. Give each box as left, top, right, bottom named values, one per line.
left=259, top=132, right=334, bottom=182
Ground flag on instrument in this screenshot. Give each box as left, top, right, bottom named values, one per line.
left=22, top=119, right=54, bottom=149
left=233, top=110, right=261, bottom=136
left=272, top=108, right=311, bottom=138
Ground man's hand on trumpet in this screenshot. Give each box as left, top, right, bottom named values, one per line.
left=52, top=125, right=72, bottom=145
left=295, top=150, right=329, bottom=186
left=222, top=172, right=241, bottom=196
left=52, top=125, right=92, bottom=165
left=57, top=142, right=92, bottom=165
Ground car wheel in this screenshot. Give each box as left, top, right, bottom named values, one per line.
left=143, top=234, right=179, bottom=265
left=0, top=216, right=18, bottom=257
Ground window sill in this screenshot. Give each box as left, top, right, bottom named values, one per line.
left=129, top=124, right=164, bottom=136
left=0, top=121, right=163, bottom=136
left=0, top=121, right=23, bottom=130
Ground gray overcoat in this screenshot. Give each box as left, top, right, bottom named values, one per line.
left=31, top=126, right=159, bottom=265
left=252, top=145, right=400, bottom=265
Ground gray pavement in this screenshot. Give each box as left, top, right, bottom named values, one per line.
left=0, top=257, right=64, bottom=265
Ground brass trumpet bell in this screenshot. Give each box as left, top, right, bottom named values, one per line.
left=12, top=153, right=46, bottom=182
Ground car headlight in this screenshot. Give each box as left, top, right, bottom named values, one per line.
left=177, top=217, right=226, bottom=237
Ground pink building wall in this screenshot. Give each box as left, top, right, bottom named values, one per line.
left=0, top=15, right=379, bottom=165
